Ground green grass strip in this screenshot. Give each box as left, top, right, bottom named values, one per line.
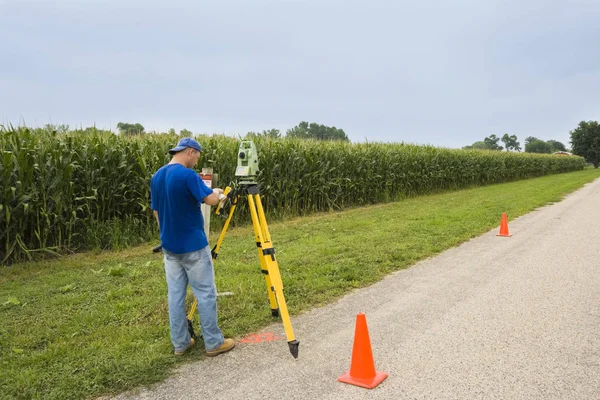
left=1, top=167, right=599, bottom=400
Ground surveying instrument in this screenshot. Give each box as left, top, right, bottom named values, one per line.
left=183, top=141, right=300, bottom=359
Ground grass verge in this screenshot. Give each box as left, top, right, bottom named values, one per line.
left=1, top=168, right=599, bottom=399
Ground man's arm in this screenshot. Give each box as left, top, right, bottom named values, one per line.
left=153, top=210, right=159, bottom=228
left=186, top=172, right=225, bottom=206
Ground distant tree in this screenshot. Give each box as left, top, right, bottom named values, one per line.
left=525, top=136, right=538, bottom=146
left=117, top=122, right=145, bottom=135
left=523, top=136, right=567, bottom=153
left=245, top=129, right=281, bottom=140
left=180, top=128, right=193, bottom=137
left=471, top=141, right=488, bottom=149
left=464, top=134, right=519, bottom=151
left=525, top=139, right=553, bottom=153
left=501, top=134, right=521, bottom=152
left=262, top=129, right=281, bottom=139
left=168, top=128, right=176, bottom=135
left=80, top=126, right=113, bottom=135
left=462, top=141, right=489, bottom=150
left=483, top=134, right=503, bottom=150
left=286, top=121, right=309, bottom=139
left=286, top=121, right=349, bottom=141
left=547, top=140, right=567, bottom=152
left=44, top=124, right=70, bottom=134
left=570, top=120, right=600, bottom=168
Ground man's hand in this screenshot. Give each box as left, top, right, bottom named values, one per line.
left=153, top=210, right=159, bottom=228
left=204, top=188, right=225, bottom=206
left=213, top=188, right=227, bottom=201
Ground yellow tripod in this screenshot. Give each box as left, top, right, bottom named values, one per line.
left=186, top=183, right=300, bottom=359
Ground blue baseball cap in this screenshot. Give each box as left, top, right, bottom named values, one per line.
left=168, top=137, right=202, bottom=155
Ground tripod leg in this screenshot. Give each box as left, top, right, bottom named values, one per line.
left=248, top=194, right=299, bottom=358
left=187, top=301, right=198, bottom=338
left=257, top=243, right=280, bottom=317
left=246, top=194, right=279, bottom=316
left=211, top=192, right=239, bottom=260
left=263, top=250, right=299, bottom=358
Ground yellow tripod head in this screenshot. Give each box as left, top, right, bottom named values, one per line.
left=215, top=186, right=232, bottom=216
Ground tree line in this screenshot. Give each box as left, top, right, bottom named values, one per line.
left=462, top=121, right=600, bottom=168
left=115, top=121, right=350, bottom=142
left=463, top=134, right=567, bottom=153
left=46, top=119, right=600, bottom=168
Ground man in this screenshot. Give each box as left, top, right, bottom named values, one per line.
left=150, top=137, right=235, bottom=357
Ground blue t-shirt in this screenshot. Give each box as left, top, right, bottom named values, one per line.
left=150, top=164, right=213, bottom=254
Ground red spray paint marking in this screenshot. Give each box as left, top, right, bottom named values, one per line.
left=239, top=332, right=283, bottom=343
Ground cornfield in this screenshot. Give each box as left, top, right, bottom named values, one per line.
left=0, top=125, right=586, bottom=265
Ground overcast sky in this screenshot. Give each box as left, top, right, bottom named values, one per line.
left=1, top=0, right=599, bottom=148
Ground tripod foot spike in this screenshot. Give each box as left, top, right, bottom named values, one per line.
left=288, top=340, right=299, bottom=359
left=271, top=308, right=279, bottom=317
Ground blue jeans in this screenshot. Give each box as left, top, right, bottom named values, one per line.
left=163, top=246, right=224, bottom=352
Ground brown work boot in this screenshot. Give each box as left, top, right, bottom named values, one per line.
left=174, top=338, right=195, bottom=356
left=206, top=338, right=235, bottom=357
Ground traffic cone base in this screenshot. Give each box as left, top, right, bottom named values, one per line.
left=338, top=312, right=388, bottom=389
left=497, top=212, right=512, bottom=237
left=338, top=370, right=388, bottom=389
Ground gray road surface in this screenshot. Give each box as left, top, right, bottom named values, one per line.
left=115, top=178, right=600, bottom=400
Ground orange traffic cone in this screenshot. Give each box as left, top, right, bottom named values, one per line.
left=497, top=212, right=512, bottom=237
left=338, top=312, right=388, bottom=389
